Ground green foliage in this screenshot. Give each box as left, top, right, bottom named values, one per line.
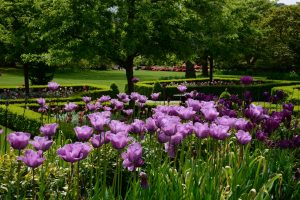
left=110, top=83, right=119, bottom=98
left=29, top=62, right=55, bottom=85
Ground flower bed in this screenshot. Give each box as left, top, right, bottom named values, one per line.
left=134, top=77, right=300, bottom=100
left=0, top=87, right=299, bottom=199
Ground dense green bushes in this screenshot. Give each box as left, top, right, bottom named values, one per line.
left=272, top=85, right=300, bottom=104
left=135, top=78, right=300, bottom=100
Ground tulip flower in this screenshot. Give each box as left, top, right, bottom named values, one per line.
left=18, top=150, right=45, bottom=168
left=121, top=142, right=144, bottom=171
left=7, top=132, right=31, bottom=150
left=48, top=82, right=60, bottom=91
left=40, top=123, right=58, bottom=138
left=30, top=136, right=53, bottom=151
left=74, top=126, right=93, bottom=141
left=57, top=142, right=92, bottom=163
left=235, top=130, right=252, bottom=145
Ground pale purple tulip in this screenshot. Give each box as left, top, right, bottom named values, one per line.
left=109, top=120, right=130, bottom=134
left=215, top=116, right=237, bottom=128
left=145, top=118, right=158, bottom=133
left=111, top=99, right=124, bottom=110
left=40, top=123, right=58, bottom=138
left=48, top=82, right=60, bottom=91
left=117, top=93, right=130, bottom=103
left=186, top=99, right=201, bottom=112
left=110, top=133, right=129, bottom=150
left=57, top=142, right=92, bottom=163
left=30, top=136, right=53, bottom=151
left=194, top=122, right=210, bottom=138
left=37, top=98, right=46, bottom=106
left=123, top=109, right=134, bottom=116
left=151, top=92, right=160, bottom=101
left=7, top=132, right=31, bottom=150
left=82, top=96, right=92, bottom=104
left=88, top=113, right=110, bottom=131
left=18, top=150, right=45, bottom=168
left=91, top=133, right=109, bottom=148
left=209, top=124, right=230, bottom=140
left=121, top=142, right=144, bottom=171
left=64, top=102, right=78, bottom=112
left=177, top=84, right=187, bottom=93
left=74, top=126, right=93, bottom=141
left=98, top=95, right=111, bottom=103
left=132, top=77, right=140, bottom=83
left=235, top=130, right=252, bottom=145
left=130, top=119, right=146, bottom=135
left=201, top=108, right=219, bottom=121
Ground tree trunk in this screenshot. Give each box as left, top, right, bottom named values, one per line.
left=124, top=56, right=135, bottom=94
left=23, top=63, right=30, bottom=95
left=208, top=56, right=213, bottom=83
left=185, top=60, right=196, bottom=78
left=196, top=55, right=208, bottom=77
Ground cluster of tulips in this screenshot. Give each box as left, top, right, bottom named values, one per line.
left=3, top=80, right=299, bottom=198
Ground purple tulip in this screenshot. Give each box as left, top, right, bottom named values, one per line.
left=37, top=98, right=46, bottom=106
left=263, top=91, right=271, bottom=102
left=30, top=136, right=53, bottom=151
left=145, top=118, right=158, bottom=133
left=178, top=107, right=196, bottom=120
left=48, top=82, right=60, bottom=91
left=130, top=119, right=146, bottom=135
left=74, top=126, right=93, bottom=141
left=40, top=123, right=58, bottom=138
left=110, top=133, right=129, bottom=150
left=82, top=96, right=92, bottom=104
left=283, top=103, right=294, bottom=112
left=130, top=92, right=140, bottom=101
left=121, top=142, right=144, bottom=171
left=91, top=133, right=109, bottom=148
left=161, top=121, right=178, bottom=136
left=186, top=99, right=201, bottom=112
left=110, top=99, right=124, bottom=110
left=215, top=116, right=237, bottom=128
left=169, top=133, right=183, bottom=145
left=117, top=93, right=130, bottom=103
left=98, top=95, right=111, bottom=103
left=256, top=130, right=267, bottom=141
left=123, top=109, right=134, bottom=116
left=18, top=150, right=45, bottom=168
left=57, top=142, right=92, bottom=163
left=151, top=93, right=160, bottom=101
left=132, top=77, right=140, bottom=83
left=235, top=130, right=252, bottom=145
left=38, top=105, right=48, bottom=113
left=177, top=84, right=187, bottom=93
left=194, top=122, right=210, bottom=138
left=86, top=103, right=97, bottom=111
left=109, top=120, right=130, bottom=134
left=201, top=108, right=219, bottom=121
left=140, top=172, right=149, bottom=189
left=209, top=124, right=230, bottom=140
left=240, top=76, right=253, bottom=85
left=7, top=132, right=31, bottom=150
left=64, top=102, right=78, bottom=112
left=234, top=118, right=249, bottom=131
left=88, top=113, right=110, bottom=131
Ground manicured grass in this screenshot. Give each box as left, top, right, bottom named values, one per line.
left=0, top=67, right=186, bottom=91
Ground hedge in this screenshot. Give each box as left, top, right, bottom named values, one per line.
left=0, top=104, right=73, bottom=137
left=0, top=84, right=111, bottom=104
left=135, top=78, right=300, bottom=101
left=271, top=85, right=300, bottom=104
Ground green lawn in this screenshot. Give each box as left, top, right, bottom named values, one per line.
left=0, top=67, right=188, bottom=91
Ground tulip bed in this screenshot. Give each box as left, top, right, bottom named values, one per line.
left=0, top=81, right=300, bottom=200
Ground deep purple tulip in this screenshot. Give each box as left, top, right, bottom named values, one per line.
left=98, top=95, right=111, bottom=103
left=235, top=130, right=252, bottom=145
left=263, top=91, right=270, bottom=102
left=37, top=98, right=46, bottom=106
left=64, top=102, right=78, bottom=112
left=40, top=123, right=58, bottom=138
left=48, top=82, right=60, bottom=91
left=18, top=150, right=45, bottom=168
left=256, top=130, right=267, bottom=141
left=209, top=124, right=230, bottom=140
left=243, top=91, right=252, bottom=102
left=151, top=92, right=160, bottom=101
left=277, top=139, right=293, bottom=149
left=194, top=122, right=210, bottom=138
left=132, top=77, right=140, bottom=83
left=57, top=142, right=92, bottom=163
left=74, top=126, right=93, bottom=141
left=110, top=133, right=129, bottom=150
left=30, top=136, right=53, bottom=151
left=240, top=76, right=253, bottom=85
left=283, top=103, right=294, bottom=112
left=177, top=85, right=187, bottom=93
left=275, top=90, right=285, bottom=100
left=140, top=172, right=149, bottom=189
left=263, top=117, right=280, bottom=133
left=7, top=132, right=31, bottom=150
left=121, top=142, right=144, bottom=171
left=82, top=96, right=92, bottom=104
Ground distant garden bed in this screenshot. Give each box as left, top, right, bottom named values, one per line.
left=135, top=78, right=300, bottom=101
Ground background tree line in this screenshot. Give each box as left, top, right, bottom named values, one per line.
left=0, top=0, right=299, bottom=93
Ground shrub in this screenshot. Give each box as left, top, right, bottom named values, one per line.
left=29, top=62, right=55, bottom=85
left=110, top=83, right=119, bottom=97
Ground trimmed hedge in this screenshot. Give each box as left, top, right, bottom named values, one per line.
left=272, top=85, right=300, bottom=104
left=0, top=104, right=73, bottom=137
left=0, top=84, right=111, bottom=104
left=135, top=78, right=300, bottom=101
